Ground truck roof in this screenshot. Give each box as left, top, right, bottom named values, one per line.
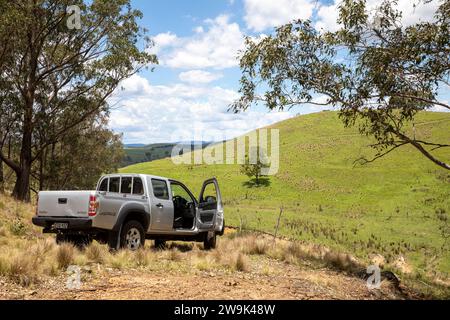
left=101, top=173, right=169, bottom=181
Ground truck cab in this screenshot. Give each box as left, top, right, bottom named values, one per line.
left=32, top=174, right=225, bottom=250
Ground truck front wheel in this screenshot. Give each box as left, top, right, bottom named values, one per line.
left=119, top=220, right=145, bottom=251
left=204, top=231, right=217, bottom=250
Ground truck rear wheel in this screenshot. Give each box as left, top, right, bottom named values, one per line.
left=119, top=220, right=145, bottom=251
left=204, top=231, right=217, bottom=250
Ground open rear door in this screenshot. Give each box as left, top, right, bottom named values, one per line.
left=197, top=178, right=224, bottom=232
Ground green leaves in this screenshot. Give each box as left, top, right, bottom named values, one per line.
left=233, top=0, right=450, bottom=170
left=0, top=0, right=158, bottom=199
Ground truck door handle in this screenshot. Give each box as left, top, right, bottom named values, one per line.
left=156, top=203, right=164, bottom=208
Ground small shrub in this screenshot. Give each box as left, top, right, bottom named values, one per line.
left=9, top=218, right=27, bottom=236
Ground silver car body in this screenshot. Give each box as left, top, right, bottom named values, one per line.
left=35, top=174, right=224, bottom=237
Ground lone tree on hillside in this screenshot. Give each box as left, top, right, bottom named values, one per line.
left=231, top=0, right=450, bottom=170
left=241, top=147, right=270, bottom=186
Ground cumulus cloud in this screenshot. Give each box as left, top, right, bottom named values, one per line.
left=315, top=0, right=440, bottom=32
left=109, top=75, right=293, bottom=143
left=151, top=15, right=244, bottom=70
left=178, top=70, right=223, bottom=84
left=243, top=0, right=315, bottom=32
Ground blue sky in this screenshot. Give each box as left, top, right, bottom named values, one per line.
left=108, top=0, right=445, bottom=144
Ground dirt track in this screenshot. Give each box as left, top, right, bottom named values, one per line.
left=0, top=255, right=410, bottom=300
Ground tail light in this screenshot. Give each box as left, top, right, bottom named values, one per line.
left=88, top=195, right=98, bottom=217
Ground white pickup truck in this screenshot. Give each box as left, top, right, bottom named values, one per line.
left=32, top=174, right=225, bottom=250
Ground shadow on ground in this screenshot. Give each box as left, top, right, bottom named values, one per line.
left=242, top=177, right=271, bottom=188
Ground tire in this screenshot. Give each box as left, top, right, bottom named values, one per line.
left=119, top=220, right=145, bottom=251
left=107, top=231, right=120, bottom=251
left=204, top=231, right=217, bottom=250
left=218, top=219, right=225, bottom=236
left=154, top=239, right=166, bottom=250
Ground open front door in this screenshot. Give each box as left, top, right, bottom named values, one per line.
left=197, top=178, right=224, bottom=232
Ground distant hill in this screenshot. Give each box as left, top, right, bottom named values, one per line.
left=124, top=144, right=147, bottom=148
left=121, top=111, right=450, bottom=276
left=122, top=142, right=212, bottom=167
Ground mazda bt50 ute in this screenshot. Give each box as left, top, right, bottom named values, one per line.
left=32, top=174, right=225, bottom=250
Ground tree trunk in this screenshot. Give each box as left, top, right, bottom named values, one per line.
left=0, top=158, right=4, bottom=193
left=12, top=107, right=33, bottom=202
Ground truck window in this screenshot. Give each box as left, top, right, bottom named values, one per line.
left=99, top=178, right=108, bottom=192
left=201, top=182, right=217, bottom=203
left=133, top=177, right=144, bottom=195
left=152, top=179, right=169, bottom=200
left=109, top=177, right=120, bottom=193
left=121, top=177, right=132, bottom=194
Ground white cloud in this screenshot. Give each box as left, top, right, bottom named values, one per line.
left=244, top=0, right=315, bottom=32
left=315, top=2, right=340, bottom=32
left=109, top=75, right=293, bottom=143
left=152, top=15, right=244, bottom=70
left=151, top=32, right=178, bottom=54
left=315, top=0, right=439, bottom=32
left=179, top=70, right=223, bottom=84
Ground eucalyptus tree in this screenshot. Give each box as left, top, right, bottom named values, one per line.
left=0, top=0, right=157, bottom=201
left=232, top=0, right=450, bottom=170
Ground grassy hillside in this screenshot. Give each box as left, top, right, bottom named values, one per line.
left=121, top=111, right=450, bottom=279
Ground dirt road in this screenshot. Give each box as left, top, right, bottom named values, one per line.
left=0, top=255, right=409, bottom=300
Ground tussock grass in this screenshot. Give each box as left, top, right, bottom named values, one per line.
left=242, top=235, right=268, bottom=255
left=108, top=250, right=132, bottom=270
left=56, top=243, right=76, bottom=269
left=235, top=253, right=249, bottom=272
left=135, top=248, right=154, bottom=267
left=85, top=241, right=108, bottom=264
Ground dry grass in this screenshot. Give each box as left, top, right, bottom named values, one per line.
left=235, top=253, right=249, bottom=272
left=167, top=248, right=182, bottom=262
left=135, top=248, right=154, bottom=267
left=243, top=235, right=269, bottom=255
left=108, top=250, right=133, bottom=269
left=0, top=238, right=58, bottom=286
left=56, top=243, right=76, bottom=269
left=85, top=241, right=108, bottom=264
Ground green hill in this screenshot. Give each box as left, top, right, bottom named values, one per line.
left=120, top=111, right=450, bottom=278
